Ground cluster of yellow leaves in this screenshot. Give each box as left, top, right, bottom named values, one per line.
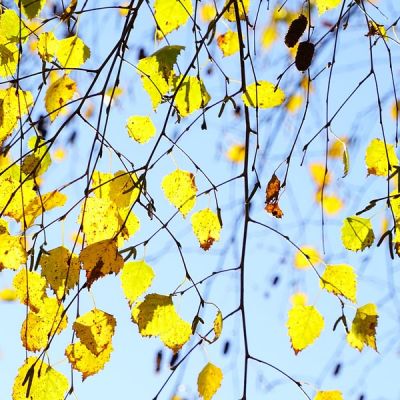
left=197, top=362, right=223, bottom=400
left=191, top=208, right=221, bottom=250
left=66, top=308, right=116, bottom=379
left=37, top=32, right=90, bottom=70
left=13, top=357, right=69, bottom=400
left=161, top=169, right=197, bottom=217
left=79, top=170, right=141, bottom=245
left=132, top=294, right=192, bottom=352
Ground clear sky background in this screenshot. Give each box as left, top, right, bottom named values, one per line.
left=1, top=0, right=400, bottom=399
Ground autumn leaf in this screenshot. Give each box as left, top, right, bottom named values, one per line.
left=365, top=138, right=398, bottom=176
left=13, top=357, right=69, bottom=400
left=45, top=75, right=77, bottom=121
left=264, top=174, right=283, bottom=218
left=320, top=264, right=357, bottom=302
left=314, top=391, right=344, bottom=400
left=347, top=303, right=378, bottom=351
left=126, top=115, right=156, bottom=144
left=287, top=303, right=324, bottom=354
left=16, top=0, right=47, bottom=19
left=242, top=81, right=285, bottom=109
left=13, top=270, right=47, bottom=312
left=217, top=31, right=240, bottom=57
left=197, top=362, right=223, bottom=400
left=341, top=216, right=374, bottom=251
left=223, top=0, right=249, bottom=21
left=294, top=246, right=321, bottom=269
left=316, top=0, right=342, bottom=15
left=191, top=208, right=222, bottom=250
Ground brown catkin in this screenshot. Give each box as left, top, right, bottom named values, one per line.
left=285, top=14, right=308, bottom=48
left=295, top=41, right=315, bottom=71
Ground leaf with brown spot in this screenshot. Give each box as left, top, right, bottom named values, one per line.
left=264, top=174, right=283, bottom=218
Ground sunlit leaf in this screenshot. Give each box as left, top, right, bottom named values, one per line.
left=290, top=292, right=308, bottom=306
left=0, top=10, right=30, bottom=43
left=121, top=260, right=155, bottom=306
left=286, top=94, right=303, bottom=113
left=320, top=264, right=357, bottom=302
left=12, top=357, right=69, bottom=400
left=172, top=75, right=211, bottom=117
left=261, top=25, right=278, bottom=49
left=197, top=362, right=223, bottom=400
left=154, top=0, right=193, bottom=40
left=65, top=341, right=113, bottom=380
left=217, top=30, right=240, bottom=57
left=21, top=137, right=52, bottom=180
left=126, top=115, right=156, bottom=144
left=0, top=232, right=27, bottom=271
left=365, top=138, right=399, bottom=176
left=226, top=144, right=245, bottom=163
left=56, top=35, right=91, bottom=70
left=316, top=0, right=342, bottom=15
left=79, top=239, right=124, bottom=287
left=200, top=4, right=217, bottom=22
left=21, top=297, right=68, bottom=352
left=242, top=81, right=285, bottom=109
left=213, top=310, right=223, bottom=341
left=0, top=287, right=17, bottom=301
left=341, top=216, right=374, bottom=252
left=0, top=42, right=18, bottom=77
left=132, top=293, right=192, bottom=352
left=137, top=45, right=184, bottom=109
left=294, top=246, right=321, bottom=269
left=40, top=246, right=80, bottom=299
left=287, top=303, right=324, bottom=354
left=161, top=169, right=197, bottom=217
left=191, top=208, right=222, bottom=250
left=73, top=309, right=116, bottom=355
left=37, top=32, right=58, bottom=62
left=264, top=173, right=284, bottom=218
left=310, top=162, right=331, bottom=187
left=45, top=75, right=76, bottom=121
left=347, top=303, right=378, bottom=351
left=13, top=270, right=47, bottom=312
left=16, top=0, right=47, bottom=19
left=223, top=0, right=249, bottom=21
left=315, top=191, right=343, bottom=216
left=314, top=391, right=344, bottom=400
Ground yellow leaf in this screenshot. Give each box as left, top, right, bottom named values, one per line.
left=154, top=0, right=193, bottom=40
left=21, top=136, right=52, bottom=179
left=79, top=239, right=124, bottom=287
left=287, top=304, right=324, bottom=354
left=137, top=45, right=184, bottom=109
left=341, top=216, right=374, bottom=251
left=191, top=208, right=221, bottom=250
left=53, top=147, right=66, bottom=162
left=315, top=191, right=343, bottom=216
left=314, top=391, right=344, bottom=400
left=347, top=303, right=378, bottom=351
left=37, top=32, right=58, bottom=62
left=16, top=0, right=47, bottom=19
left=132, top=293, right=192, bottom=352
left=315, top=0, right=342, bottom=15
left=197, top=362, right=223, bottom=400
left=365, top=138, right=398, bottom=176
left=56, top=35, right=90, bottom=70
left=226, top=144, right=245, bottom=163
left=13, top=270, right=47, bottom=312
left=223, top=0, right=249, bottom=21
left=121, top=260, right=155, bottom=306
left=12, top=357, right=69, bottom=400
left=0, top=287, right=17, bottom=301
left=213, top=310, right=223, bottom=341
left=118, top=206, right=140, bottom=243
left=286, top=94, right=303, bottom=113
left=368, top=21, right=387, bottom=39
left=217, top=30, right=240, bottom=57
left=79, top=197, right=120, bottom=245
left=242, top=81, right=285, bottom=109
left=21, top=297, right=68, bottom=352
left=126, top=115, right=156, bottom=144
left=391, top=100, right=399, bottom=120
left=294, top=246, right=321, bottom=269
left=40, top=246, right=80, bottom=299
left=65, top=341, right=113, bottom=380
left=310, top=162, right=331, bottom=187
left=0, top=232, right=27, bottom=271
left=162, top=169, right=197, bottom=217
left=173, top=75, right=211, bottom=117
left=73, top=309, right=116, bottom=355
left=290, top=292, right=308, bottom=306
left=0, top=88, right=34, bottom=145
left=328, top=136, right=348, bottom=158
left=320, top=264, right=357, bottom=302
left=0, top=42, right=18, bottom=77
left=200, top=4, right=217, bottom=22
left=22, top=190, right=67, bottom=229
left=0, top=10, right=30, bottom=43
left=45, top=75, right=76, bottom=121
left=261, top=25, right=278, bottom=49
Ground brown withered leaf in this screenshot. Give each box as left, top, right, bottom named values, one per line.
left=265, top=174, right=283, bottom=218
